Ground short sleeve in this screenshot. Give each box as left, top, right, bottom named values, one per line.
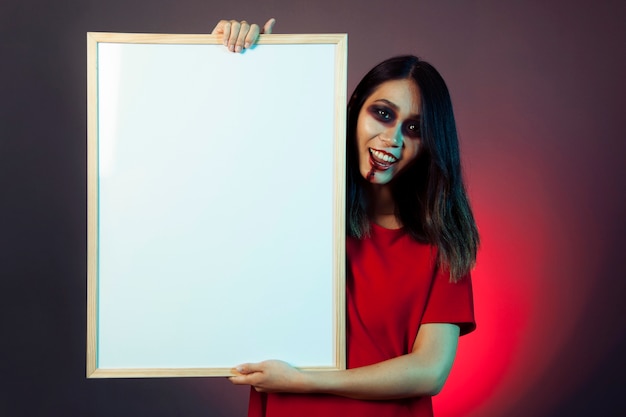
left=421, top=270, right=476, bottom=336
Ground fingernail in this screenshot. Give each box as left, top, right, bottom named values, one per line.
left=235, top=45, right=242, bottom=53
left=244, top=42, right=250, bottom=49
left=229, top=44, right=234, bottom=52
left=236, top=366, right=243, bottom=372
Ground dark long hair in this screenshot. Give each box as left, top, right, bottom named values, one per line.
left=347, top=55, right=479, bottom=281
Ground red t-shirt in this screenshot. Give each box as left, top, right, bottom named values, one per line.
left=248, top=223, right=476, bottom=417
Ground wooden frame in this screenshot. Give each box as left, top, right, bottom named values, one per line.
left=87, top=32, right=347, bottom=378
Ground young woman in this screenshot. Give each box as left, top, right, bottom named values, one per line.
left=212, top=19, right=479, bottom=417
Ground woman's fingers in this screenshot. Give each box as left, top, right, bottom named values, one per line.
left=229, top=362, right=261, bottom=385
left=236, top=21, right=255, bottom=51
left=211, top=19, right=240, bottom=50
left=226, top=20, right=241, bottom=51
left=229, top=372, right=254, bottom=384
left=229, top=360, right=302, bottom=393
left=212, top=18, right=276, bottom=52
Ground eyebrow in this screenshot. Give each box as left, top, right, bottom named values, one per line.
left=372, top=99, right=420, bottom=119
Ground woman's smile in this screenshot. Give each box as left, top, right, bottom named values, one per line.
left=369, top=148, right=399, bottom=170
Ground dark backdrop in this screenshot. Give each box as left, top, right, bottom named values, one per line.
left=2, top=1, right=625, bottom=416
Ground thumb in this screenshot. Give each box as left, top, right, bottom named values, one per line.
left=263, top=18, right=276, bottom=34
left=233, top=362, right=263, bottom=375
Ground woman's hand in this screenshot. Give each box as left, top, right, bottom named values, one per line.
left=212, top=18, right=276, bottom=53
left=229, top=324, right=460, bottom=400
left=229, top=360, right=307, bottom=393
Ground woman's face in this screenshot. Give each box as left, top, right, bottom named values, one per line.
left=356, top=78, right=422, bottom=185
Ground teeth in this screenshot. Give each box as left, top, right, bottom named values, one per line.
left=370, top=149, right=397, bottom=163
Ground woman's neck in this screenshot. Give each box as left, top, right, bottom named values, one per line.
left=367, top=184, right=403, bottom=229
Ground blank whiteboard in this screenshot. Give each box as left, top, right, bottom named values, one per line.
left=86, top=32, right=347, bottom=378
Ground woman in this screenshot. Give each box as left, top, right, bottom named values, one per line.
left=212, top=19, right=479, bottom=417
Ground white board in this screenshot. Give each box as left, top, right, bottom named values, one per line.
left=86, top=32, right=347, bottom=377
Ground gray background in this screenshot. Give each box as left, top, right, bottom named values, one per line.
left=2, top=1, right=625, bottom=416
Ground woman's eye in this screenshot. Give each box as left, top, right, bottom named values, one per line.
left=404, top=121, right=421, bottom=138
left=371, top=107, right=394, bottom=122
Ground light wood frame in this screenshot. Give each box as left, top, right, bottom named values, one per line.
left=87, top=32, right=347, bottom=378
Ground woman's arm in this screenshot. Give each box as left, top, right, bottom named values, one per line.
left=229, top=323, right=460, bottom=400
left=211, top=18, right=275, bottom=53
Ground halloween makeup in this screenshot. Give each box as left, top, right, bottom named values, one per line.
left=356, top=79, right=422, bottom=185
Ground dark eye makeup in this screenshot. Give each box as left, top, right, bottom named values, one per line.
left=369, top=105, right=395, bottom=122
left=369, top=105, right=421, bottom=139
left=402, top=119, right=421, bottom=138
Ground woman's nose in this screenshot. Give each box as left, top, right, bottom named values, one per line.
left=382, top=123, right=403, bottom=147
